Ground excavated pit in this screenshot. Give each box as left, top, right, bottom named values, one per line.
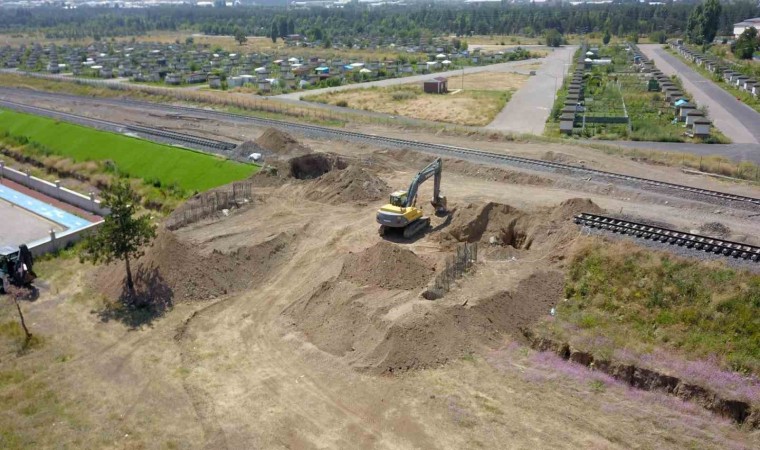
left=437, top=198, right=601, bottom=258
left=289, top=153, right=347, bottom=180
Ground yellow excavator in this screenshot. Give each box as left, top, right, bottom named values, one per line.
left=376, top=158, right=447, bottom=238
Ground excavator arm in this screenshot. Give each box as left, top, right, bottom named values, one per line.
left=404, top=158, right=446, bottom=211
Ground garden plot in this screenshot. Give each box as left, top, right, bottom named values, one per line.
left=550, top=45, right=728, bottom=143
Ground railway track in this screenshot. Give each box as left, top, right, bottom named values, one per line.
left=575, top=213, right=760, bottom=262
left=1, top=89, right=759, bottom=208
left=0, top=99, right=237, bottom=153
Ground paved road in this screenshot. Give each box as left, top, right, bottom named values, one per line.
left=638, top=44, right=760, bottom=144
left=274, top=57, right=541, bottom=100
left=485, top=46, right=576, bottom=134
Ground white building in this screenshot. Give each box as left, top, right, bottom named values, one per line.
left=733, top=18, right=760, bottom=36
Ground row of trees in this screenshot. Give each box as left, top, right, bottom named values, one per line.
left=1, top=3, right=757, bottom=43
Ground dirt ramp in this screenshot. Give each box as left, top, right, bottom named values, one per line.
left=340, top=242, right=434, bottom=290
left=255, top=128, right=312, bottom=158
left=305, top=165, right=389, bottom=205
left=99, top=229, right=293, bottom=302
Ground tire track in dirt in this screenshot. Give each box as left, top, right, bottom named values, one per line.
left=170, top=206, right=435, bottom=447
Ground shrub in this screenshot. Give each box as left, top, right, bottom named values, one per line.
left=391, top=90, right=417, bottom=101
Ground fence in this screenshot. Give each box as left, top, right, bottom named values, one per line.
left=425, top=242, right=478, bottom=300
left=165, top=181, right=252, bottom=230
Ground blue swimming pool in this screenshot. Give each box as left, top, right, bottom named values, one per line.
left=0, top=184, right=92, bottom=231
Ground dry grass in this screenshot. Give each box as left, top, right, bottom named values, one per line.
left=305, top=85, right=510, bottom=126
left=446, top=71, right=528, bottom=91
left=304, top=71, right=526, bottom=126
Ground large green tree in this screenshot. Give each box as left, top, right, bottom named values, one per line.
left=80, top=181, right=156, bottom=299
left=234, top=27, right=247, bottom=45
left=687, top=0, right=723, bottom=46
left=544, top=28, right=563, bottom=47
left=733, top=26, right=758, bottom=59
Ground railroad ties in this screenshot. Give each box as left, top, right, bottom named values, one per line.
left=3, top=93, right=760, bottom=208
left=124, top=125, right=236, bottom=151
left=575, top=213, right=760, bottom=262
left=105, top=99, right=760, bottom=208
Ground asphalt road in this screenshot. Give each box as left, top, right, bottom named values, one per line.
left=638, top=44, right=760, bottom=145
left=273, top=57, right=540, bottom=100
left=485, top=46, right=577, bottom=134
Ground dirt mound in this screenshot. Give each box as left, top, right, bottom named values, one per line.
left=438, top=198, right=602, bottom=251
left=550, top=198, right=602, bottom=219
left=285, top=270, right=564, bottom=373
left=254, top=128, right=311, bottom=158
left=340, top=242, right=434, bottom=290
left=305, top=165, right=389, bottom=205
left=98, top=229, right=292, bottom=302
left=699, top=222, right=731, bottom=238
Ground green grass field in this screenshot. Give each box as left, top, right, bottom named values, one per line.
left=0, top=108, right=256, bottom=192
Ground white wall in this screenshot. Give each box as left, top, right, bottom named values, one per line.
left=0, top=162, right=109, bottom=217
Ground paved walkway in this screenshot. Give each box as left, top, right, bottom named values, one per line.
left=638, top=45, right=760, bottom=145
left=274, top=57, right=541, bottom=100
left=485, top=46, right=577, bottom=134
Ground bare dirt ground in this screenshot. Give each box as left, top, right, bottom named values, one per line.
left=302, top=74, right=523, bottom=126
left=2, top=132, right=759, bottom=448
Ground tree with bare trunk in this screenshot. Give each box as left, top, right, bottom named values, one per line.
left=80, top=181, right=156, bottom=300
left=5, top=285, right=33, bottom=344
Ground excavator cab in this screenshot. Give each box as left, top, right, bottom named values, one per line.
left=389, top=191, right=408, bottom=208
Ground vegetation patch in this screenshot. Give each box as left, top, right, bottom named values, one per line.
left=548, top=240, right=759, bottom=378
left=0, top=108, right=256, bottom=193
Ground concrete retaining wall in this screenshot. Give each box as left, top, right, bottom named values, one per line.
left=0, top=161, right=109, bottom=216
left=27, top=221, right=103, bottom=257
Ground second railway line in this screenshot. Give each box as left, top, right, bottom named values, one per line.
left=1, top=88, right=758, bottom=212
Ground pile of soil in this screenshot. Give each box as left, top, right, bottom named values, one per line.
left=285, top=269, right=564, bottom=374
left=699, top=222, right=731, bottom=238
left=305, top=165, right=389, bottom=205
left=438, top=198, right=602, bottom=252
left=340, top=242, right=434, bottom=290
left=254, top=128, right=311, bottom=158
left=98, top=229, right=292, bottom=302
